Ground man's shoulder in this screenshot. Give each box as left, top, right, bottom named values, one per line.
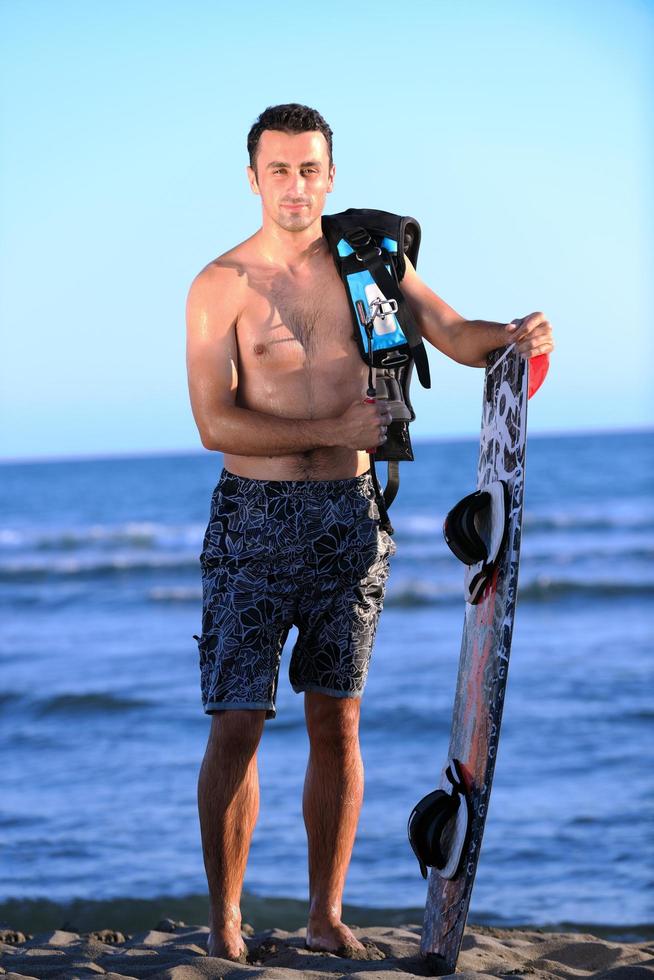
left=195, top=238, right=253, bottom=280
left=188, top=237, right=257, bottom=303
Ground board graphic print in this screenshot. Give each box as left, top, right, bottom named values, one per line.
left=419, top=347, right=548, bottom=975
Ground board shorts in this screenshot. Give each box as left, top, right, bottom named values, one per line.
left=193, top=468, right=396, bottom=720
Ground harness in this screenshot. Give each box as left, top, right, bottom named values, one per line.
left=322, top=208, right=431, bottom=533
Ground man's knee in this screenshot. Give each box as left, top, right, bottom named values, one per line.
left=304, top=692, right=361, bottom=747
left=207, top=708, right=266, bottom=758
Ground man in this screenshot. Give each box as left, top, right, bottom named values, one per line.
left=186, top=103, right=554, bottom=962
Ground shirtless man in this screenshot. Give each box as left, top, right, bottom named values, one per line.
left=186, top=103, right=554, bottom=962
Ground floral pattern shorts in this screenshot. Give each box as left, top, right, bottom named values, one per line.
left=193, top=468, right=396, bottom=719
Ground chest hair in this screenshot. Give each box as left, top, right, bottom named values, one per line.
left=268, top=274, right=350, bottom=358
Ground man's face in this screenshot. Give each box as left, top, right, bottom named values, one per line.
left=247, top=129, right=335, bottom=233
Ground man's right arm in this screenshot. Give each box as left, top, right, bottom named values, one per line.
left=185, top=265, right=390, bottom=455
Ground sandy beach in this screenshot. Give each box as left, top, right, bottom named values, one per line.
left=1, top=918, right=652, bottom=980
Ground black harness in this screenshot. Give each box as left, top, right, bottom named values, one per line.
left=322, top=209, right=431, bottom=531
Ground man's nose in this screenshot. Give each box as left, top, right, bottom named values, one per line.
left=289, top=172, right=306, bottom=193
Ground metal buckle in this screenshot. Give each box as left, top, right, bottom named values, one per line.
left=355, top=245, right=382, bottom=262
left=367, top=296, right=398, bottom=323
left=381, top=350, right=409, bottom=365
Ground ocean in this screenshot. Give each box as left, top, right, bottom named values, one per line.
left=1, top=431, right=652, bottom=934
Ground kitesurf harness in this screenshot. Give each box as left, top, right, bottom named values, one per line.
left=407, top=758, right=472, bottom=881
left=322, top=209, right=431, bottom=534
left=443, top=480, right=510, bottom=603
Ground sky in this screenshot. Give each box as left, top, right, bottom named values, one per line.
left=1, top=0, right=652, bottom=461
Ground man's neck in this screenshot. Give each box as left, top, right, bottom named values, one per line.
left=257, top=216, right=326, bottom=271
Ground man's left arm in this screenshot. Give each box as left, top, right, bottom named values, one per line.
left=400, top=256, right=555, bottom=367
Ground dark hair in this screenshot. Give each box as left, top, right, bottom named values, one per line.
left=247, top=103, right=333, bottom=172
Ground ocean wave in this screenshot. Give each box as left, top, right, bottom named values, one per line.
left=1, top=540, right=652, bottom=582
left=35, top=692, right=155, bottom=716
left=0, top=553, right=201, bottom=580
left=0, top=522, right=203, bottom=552
left=518, top=577, right=654, bottom=600
left=384, top=576, right=654, bottom=607
left=393, top=498, right=654, bottom=535
left=148, top=586, right=202, bottom=602
left=2, top=498, right=652, bottom=558
left=523, top=542, right=654, bottom=562
left=1, top=558, right=650, bottom=604
left=524, top=513, right=654, bottom=533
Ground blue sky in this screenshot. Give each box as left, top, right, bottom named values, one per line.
left=1, top=0, right=652, bottom=460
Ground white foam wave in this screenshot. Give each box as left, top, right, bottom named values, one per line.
left=148, top=586, right=202, bottom=602
left=0, top=552, right=200, bottom=577
left=0, top=522, right=205, bottom=552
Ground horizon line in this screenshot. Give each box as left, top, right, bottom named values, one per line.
left=1, top=425, right=652, bottom=466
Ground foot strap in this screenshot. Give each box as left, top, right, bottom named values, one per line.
left=407, top=758, right=472, bottom=881
left=443, top=481, right=510, bottom=604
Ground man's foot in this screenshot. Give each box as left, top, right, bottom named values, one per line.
left=207, top=901, right=248, bottom=961
left=207, top=925, right=248, bottom=961
left=305, top=917, right=365, bottom=956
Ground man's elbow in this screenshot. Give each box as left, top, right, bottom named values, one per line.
left=197, top=424, right=214, bottom=450
left=193, top=402, right=235, bottom=452
left=450, top=353, right=487, bottom=368
left=196, top=414, right=222, bottom=451
left=200, top=431, right=217, bottom=451
left=199, top=419, right=228, bottom=452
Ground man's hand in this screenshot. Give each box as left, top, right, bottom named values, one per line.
left=505, top=312, right=555, bottom=358
left=338, top=400, right=393, bottom=451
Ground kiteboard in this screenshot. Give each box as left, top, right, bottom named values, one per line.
left=409, top=343, right=549, bottom=975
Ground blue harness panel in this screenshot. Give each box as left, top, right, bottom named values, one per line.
left=337, top=237, right=409, bottom=353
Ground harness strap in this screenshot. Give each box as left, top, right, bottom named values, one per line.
left=368, top=456, right=394, bottom=535
left=383, top=461, right=400, bottom=508
left=344, top=229, right=432, bottom=390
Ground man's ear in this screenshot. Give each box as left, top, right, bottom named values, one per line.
left=246, top=165, right=260, bottom=195
left=326, top=163, right=336, bottom=193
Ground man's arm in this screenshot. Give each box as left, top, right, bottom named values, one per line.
left=185, top=264, right=391, bottom=454
left=399, top=256, right=554, bottom=367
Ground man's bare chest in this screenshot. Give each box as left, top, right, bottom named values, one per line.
left=236, top=265, right=358, bottom=368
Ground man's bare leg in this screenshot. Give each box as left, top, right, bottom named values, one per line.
left=303, top=691, right=366, bottom=953
left=197, top=708, right=266, bottom=960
